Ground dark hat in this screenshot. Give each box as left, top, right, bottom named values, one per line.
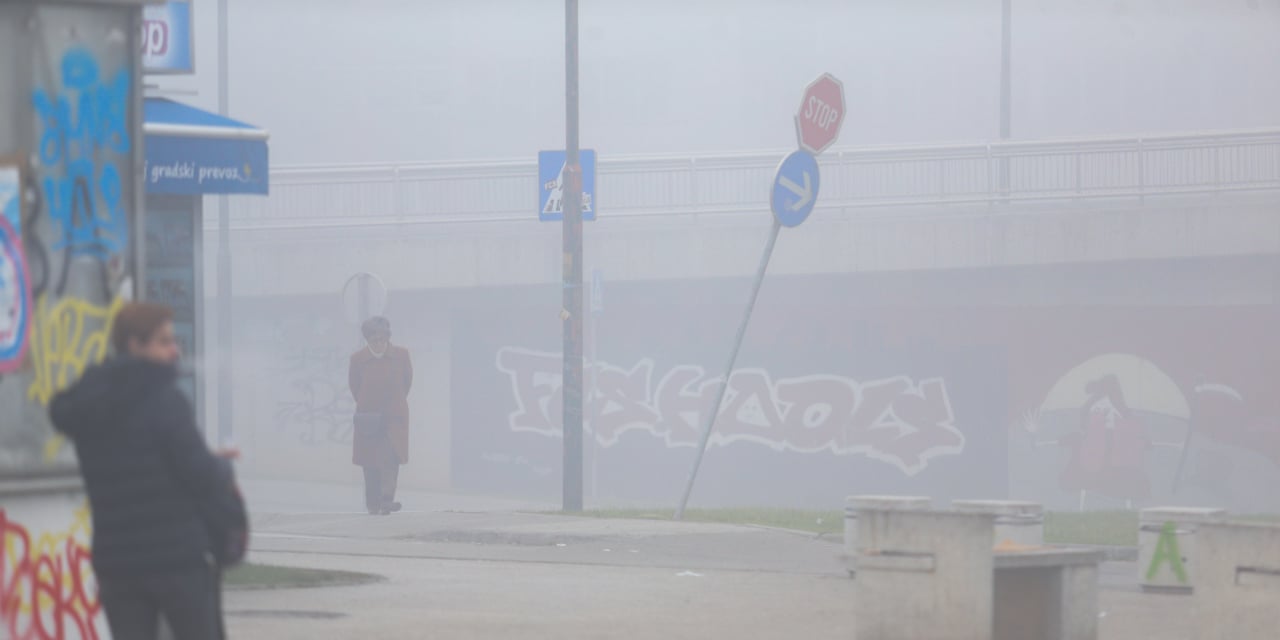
left=361, top=316, right=391, bottom=339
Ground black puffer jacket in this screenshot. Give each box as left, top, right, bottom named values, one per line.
left=50, top=357, right=228, bottom=579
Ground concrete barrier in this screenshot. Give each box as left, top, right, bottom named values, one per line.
left=855, top=509, right=996, bottom=640
left=1193, top=521, right=1280, bottom=639
left=842, top=495, right=930, bottom=574
left=953, top=499, right=1045, bottom=547
left=855, top=507, right=1104, bottom=640
left=1138, top=507, right=1226, bottom=593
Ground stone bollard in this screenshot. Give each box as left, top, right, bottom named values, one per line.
left=952, top=499, right=1045, bottom=547
left=1193, top=521, right=1280, bottom=639
left=842, top=495, right=930, bottom=575
left=855, top=509, right=996, bottom=640
left=1138, top=507, right=1226, bottom=593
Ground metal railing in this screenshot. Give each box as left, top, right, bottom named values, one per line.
left=227, top=129, right=1280, bottom=227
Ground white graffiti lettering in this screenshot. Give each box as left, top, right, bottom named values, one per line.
left=495, top=348, right=965, bottom=475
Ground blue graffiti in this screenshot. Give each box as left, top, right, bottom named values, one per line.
left=31, top=48, right=131, bottom=261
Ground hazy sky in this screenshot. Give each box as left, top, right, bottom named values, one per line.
left=154, top=0, right=1280, bottom=165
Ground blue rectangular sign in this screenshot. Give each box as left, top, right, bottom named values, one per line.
left=143, top=1, right=195, bottom=74
left=538, top=149, right=596, bottom=222
left=145, top=135, right=269, bottom=195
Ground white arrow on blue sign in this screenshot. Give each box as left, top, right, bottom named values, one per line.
left=770, top=150, right=820, bottom=228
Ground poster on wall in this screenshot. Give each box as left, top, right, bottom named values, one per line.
left=450, top=289, right=1010, bottom=509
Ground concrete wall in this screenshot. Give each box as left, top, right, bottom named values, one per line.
left=1194, top=522, right=1280, bottom=639
left=214, top=256, right=1280, bottom=513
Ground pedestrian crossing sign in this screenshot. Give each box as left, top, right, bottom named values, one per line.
left=538, top=149, right=597, bottom=222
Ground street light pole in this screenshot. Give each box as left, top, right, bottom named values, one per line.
left=561, top=0, right=585, bottom=513
left=216, top=0, right=233, bottom=447
left=1000, top=0, right=1012, bottom=140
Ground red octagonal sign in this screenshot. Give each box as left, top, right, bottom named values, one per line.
left=794, top=73, right=846, bottom=155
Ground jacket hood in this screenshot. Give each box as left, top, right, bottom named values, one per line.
left=50, top=357, right=178, bottom=438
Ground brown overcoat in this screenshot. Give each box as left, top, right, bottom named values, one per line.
left=348, top=345, right=413, bottom=465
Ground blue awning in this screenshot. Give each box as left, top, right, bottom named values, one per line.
left=143, top=98, right=269, bottom=196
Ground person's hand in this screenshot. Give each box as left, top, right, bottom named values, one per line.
left=214, top=447, right=241, bottom=461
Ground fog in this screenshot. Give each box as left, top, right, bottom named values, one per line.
left=161, top=0, right=1280, bottom=164
left=4, top=0, right=1280, bottom=637
left=168, top=1, right=1280, bottom=516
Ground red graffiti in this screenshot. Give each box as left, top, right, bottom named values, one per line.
left=0, top=509, right=101, bottom=640
left=496, top=348, right=964, bottom=475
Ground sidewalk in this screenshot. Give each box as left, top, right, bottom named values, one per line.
left=238, top=476, right=555, bottom=516
left=230, top=480, right=1196, bottom=639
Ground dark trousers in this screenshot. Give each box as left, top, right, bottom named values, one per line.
left=362, top=461, right=400, bottom=511
left=98, top=561, right=223, bottom=640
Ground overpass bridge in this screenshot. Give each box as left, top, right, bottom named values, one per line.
left=206, top=129, right=1280, bottom=513
left=212, top=128, right=1280, bottom=297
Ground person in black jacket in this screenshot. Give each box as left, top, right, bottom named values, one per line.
left=50, top=302, right=238, bottom=640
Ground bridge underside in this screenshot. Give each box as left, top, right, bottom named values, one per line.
left=220, top=250, right=1280, bottom=514
left=216, top=192, right=1280, bottom=298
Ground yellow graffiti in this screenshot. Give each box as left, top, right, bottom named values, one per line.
left=26, top=296, right=122, bottom=408
left=42, top=435, right=64, bottom=463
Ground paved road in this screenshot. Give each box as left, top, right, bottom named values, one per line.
left=222, top=481, right=1201, bottom=639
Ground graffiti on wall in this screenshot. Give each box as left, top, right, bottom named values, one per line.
left=17, top=46, right=132, bottom=465
left=31, top=48, right=130, bottom=267
left=1020, top=352, right=1280, bottom=507
left=26, top=297, right=122, bottom=409
left=267, top=317, right=357, bottom=446
left=0, top=507, right=101, bottom=640
left=496, top=347, right=964, bottom=476
left=0, top=217, right=32, bottom=374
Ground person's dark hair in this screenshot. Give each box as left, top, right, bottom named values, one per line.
left=361, top=316, right=391, bottom=339
left=110, top=302, right=174, bottom=353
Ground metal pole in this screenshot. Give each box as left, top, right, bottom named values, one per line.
left=215, top=0, right=233, bottom=447
left=997, top=0, right=1012, bottom=200
left=357, top=273, right=369, bottom=346
left=589, top=307, right=600, bottom=501
left=561, top=0, right=585, bottom=513
left=675, top=220, right=782, bottom=520
left=1000, top=0, right=1012, bottom=141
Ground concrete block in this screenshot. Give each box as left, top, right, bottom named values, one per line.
left=843, top=495, right=931, bottom=574
left=953, top=499, right=1045, bottom=547
left=1193, top=521, right=1280, bottom=640
left=1138, top=506, right=1227, bottom=593
left=993, top=550, right=1103, bottom=640
left=855, top=510, right=995, bottom=640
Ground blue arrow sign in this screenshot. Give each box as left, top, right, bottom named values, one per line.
left=770, top=150, right=820, bottom=228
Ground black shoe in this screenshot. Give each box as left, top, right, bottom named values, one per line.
left=379, top=508, right=392, bottom=516
left=386, top=501, right=402, bottom=513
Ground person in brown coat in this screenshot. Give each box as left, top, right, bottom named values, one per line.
left=349, top=316, right=413, bottom=515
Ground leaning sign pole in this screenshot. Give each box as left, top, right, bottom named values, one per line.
left=675, top=73, right=846, bottom=520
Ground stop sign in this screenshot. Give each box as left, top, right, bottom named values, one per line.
left=794, top=73, right=846, bottom=155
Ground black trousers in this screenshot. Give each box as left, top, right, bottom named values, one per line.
left=362, top=460, right=400, bottom=511
left=98, top=560, right=223, bottom=640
